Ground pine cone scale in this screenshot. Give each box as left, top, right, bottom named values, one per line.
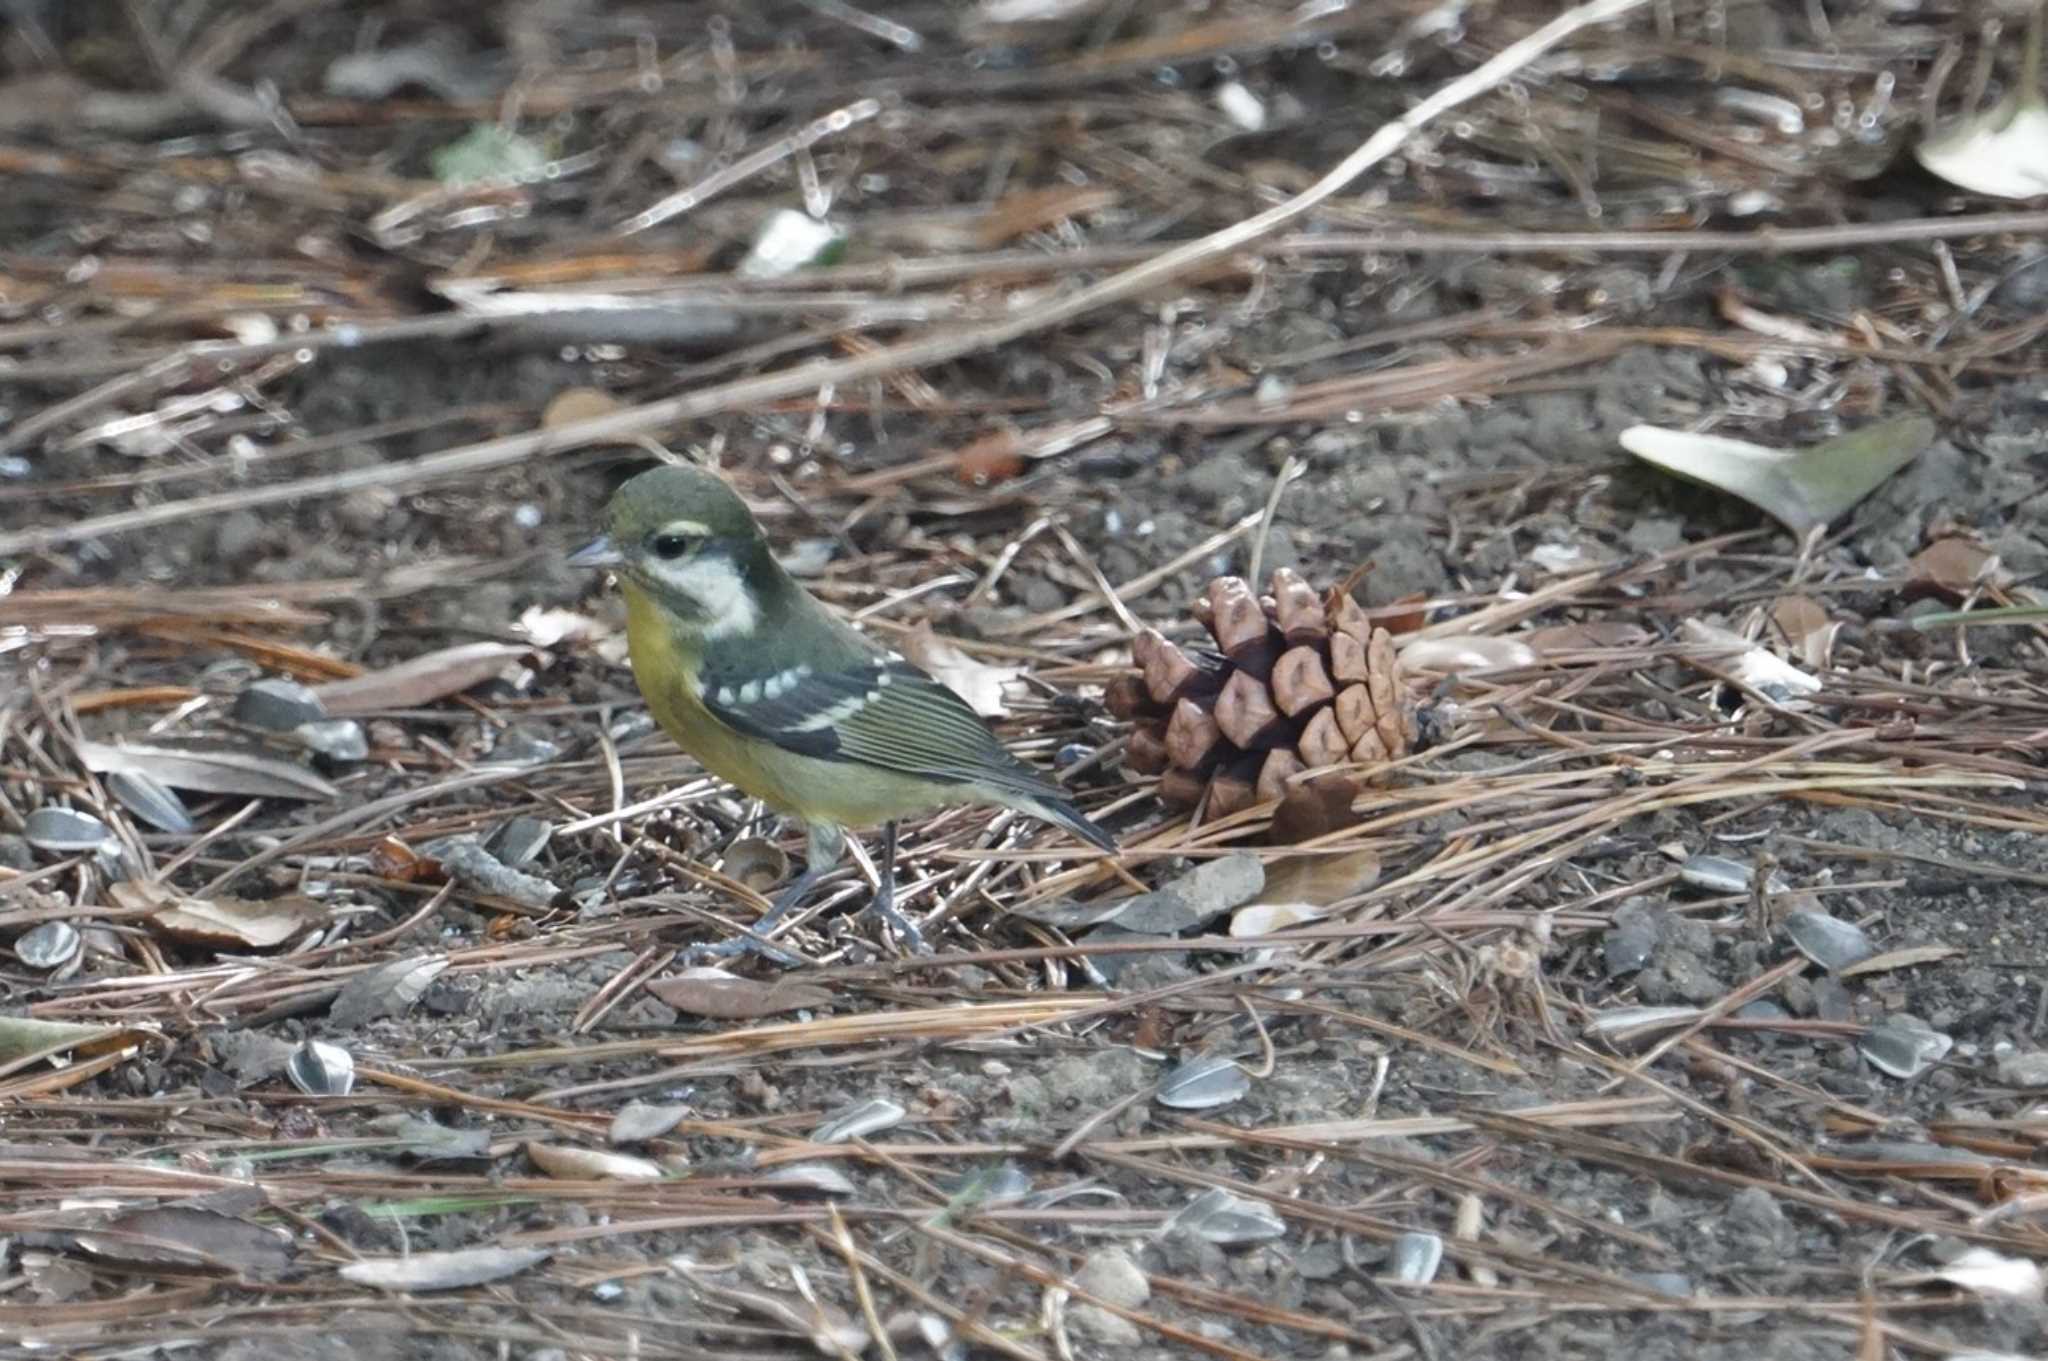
left=1132, top=568, right=1417, bottom=841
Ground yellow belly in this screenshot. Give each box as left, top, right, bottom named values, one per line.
left=623, top=584, right=956, bottom=828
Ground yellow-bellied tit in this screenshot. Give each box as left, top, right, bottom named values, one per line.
left=570, top=463, right=1115, bottom=959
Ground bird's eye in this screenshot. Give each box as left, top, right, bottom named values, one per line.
left=650, top=532, right=695, bottom=560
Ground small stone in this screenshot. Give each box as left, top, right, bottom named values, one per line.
left=1726, top=1186, right=1791, bottom=1254
left=1811, top=976, right=1856, bottom=1023
left=1996, top=1050, right=2048, bottom=1087
left=1604, top=900, right=1661, bottom=975
left=1068, top=1304, right=1141, bottom=1346
left=1106, top=854, right=1265, bottom=934
left=1073, top=1248, right=1150, bottom=1309
left=212, top=510, right=269, bottom=563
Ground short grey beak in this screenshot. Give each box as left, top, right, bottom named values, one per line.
left=567, top=535, right=624, bottom=569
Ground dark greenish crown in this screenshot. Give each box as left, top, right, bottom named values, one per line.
left=605, top=464, right=765, bottom=548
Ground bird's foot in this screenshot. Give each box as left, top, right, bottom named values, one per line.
left=860, top=885, right=932, bottom=956
left=680, top=932, right=805, bottom=969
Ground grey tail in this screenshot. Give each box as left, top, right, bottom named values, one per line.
left=1031, top=795, right=1117, bottom=853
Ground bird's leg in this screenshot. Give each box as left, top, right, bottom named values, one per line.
left=689, top=823, right=844, bottom=966
left=859, top=820, right=930, bottom=955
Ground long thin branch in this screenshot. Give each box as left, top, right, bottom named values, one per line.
left=0, top=0, right=1649, bottom=559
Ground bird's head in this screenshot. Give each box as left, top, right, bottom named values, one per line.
left=569, top=464, right=777, bottom=638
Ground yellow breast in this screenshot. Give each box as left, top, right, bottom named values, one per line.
left=620, top=582, right=968, bottom=829
left=621, top=584, right=775, bottom=797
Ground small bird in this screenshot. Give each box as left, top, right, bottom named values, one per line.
left=570, top=463, right=1115, bottom=959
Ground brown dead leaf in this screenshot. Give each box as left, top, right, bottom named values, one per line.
left=647, top=967, right=833, bottom=1019
left=1372, top=592, right=1431, bottom=636
left=113, top=881, right=328, bottom=949
left=1522, top=621, right=1655, bottom=654
left=1909, top=538, right=2010, bottom=601
left=313, top=642, right=540, bottom=715
left=953, top=428, right=1026, bottom=486
left=0, top=1016, right=155, bottom=1074
left=1839, top=943, right=1963, bottom=979
left=1769, top=595, right=1839, bottom=670
left=1260, top=846, right=1381, bottom=905
left=74, top=1207, right=294, bottom=1275
left=525, top=1142, right=665, bottom=1181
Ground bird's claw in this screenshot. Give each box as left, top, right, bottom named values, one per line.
left=681, top=934, right=805, bottom=969
left=860, top=890, right=932, bottom=956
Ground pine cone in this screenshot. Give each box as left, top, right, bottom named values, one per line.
left=1111, top=569, right=1416, bottom=842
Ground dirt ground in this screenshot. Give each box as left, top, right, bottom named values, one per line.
left=3, top=2, right=2048, bottom=1359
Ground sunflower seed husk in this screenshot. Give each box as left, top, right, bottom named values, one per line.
left=1860, top=1015, right=1953, bottom=1080
left=756, top=1163, right=856, bottom=1196
left=1164, top=1188, right=1285, bottom=1245
left=16, top=921, right=80, bottom=969
left=106, top=770, right=195, bottom=834
left=609, top=1100, right=693, bottom=1145
left=1678, top=853, right=1788, bottom=895
left=1155, top=1055, right=1251, bottom=1110
left=234, top=678, right=327, bottom=731
left=486, top=817, right=552, bottom=868
left=1390, top=1231, right=1443, bottom=1285
left=286, top=1039, right=356, bottom=1096
left=810, top=1097, right=905, bottom=1144
left=1784, top=910, right=1875, bottom=973
left=24, top=807, right=109, bottom=853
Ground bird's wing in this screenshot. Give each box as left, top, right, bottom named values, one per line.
left=697, top=655, right=1056, bottom=801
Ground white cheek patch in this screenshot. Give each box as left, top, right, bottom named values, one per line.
left=649, top=556, right=760, bottom=639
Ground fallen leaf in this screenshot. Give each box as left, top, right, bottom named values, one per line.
left=897, top=622, right=1023, bottom=718
left=1678, top=619, right=1820, bottom=705
left=1522, top=621, right=1654, bottom=654
left=1909, top=538, right=2010, bottom=600
left=526, top=1142, right=665, bottom=1181
left=77, top=739, right=338, bottom=801
left=1619, top=417, right=1933, bottom=536
left=1838, top=944, right=1963, bottom=979
left=0, top=1016, right=153, bottom=1072
left=1399, top=635, right=1540, bottom=673
left=1374, top=592, right=1430, bottom=636
left=1228, top=901, right=1325, bottom=937
left=647, top=968, right=833, bottom=1019
left=74, top=1207, right=294, bottom=1275
left=115, top=881, right=329, bottom=949
left=1260, top=847, right=1380, bottom=905
left=1768, top=596, right=1838, bottom=670
left=341, top=1245, right=550, bottom=1292
left=313, top=642, right=540, bottom=715
left=1916, top=9, right=2048, bottom=202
